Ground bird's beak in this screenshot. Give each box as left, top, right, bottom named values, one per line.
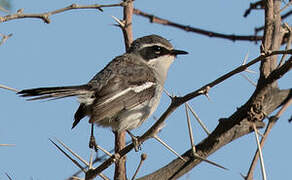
left=170, top=49, right=188, bottom=56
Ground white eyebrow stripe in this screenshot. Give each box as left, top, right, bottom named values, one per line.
left=100, top=82, right=155, bottom=105
left=139, top=43, right=172, bottom=50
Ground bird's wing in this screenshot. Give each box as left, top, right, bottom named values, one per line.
left=88, top=54, right=157, bottom=123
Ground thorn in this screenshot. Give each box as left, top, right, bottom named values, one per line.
left=244, top=69, right=257, bottom=74
left=131, top=153, right=147, bottom=180
left=256, top=131, right=265, bottom=138
left=17, top=8, right=24, bottom=14
left=199, top=86, right=211, bottom=101
left=193, top=152, right=229, bottom=171
left=252, top=124, right=267, bottom=180
left=49, top=138, right=86, bottom=172
left=69, top=176, right=83, bottom=180
left=55, top=138, right=89, bottom=167
left=204, top=93, right=211, bottom=101
left=240, top=73, right=257, bottom=87
left=89, top=149, right=94, bottom=169
left=186, top=103, right=211, bottom=135
left=95, top=144, right=113, bottom=157
left=111, top=15, right=125, bottom=27
left=152, top=116, right=166, bottom=133
left=242, top=51, right=249, bottom=65
left=153, top=135, right=187, bottom=162
left=163, top=88, right=174, bottom=99
left=184, top=103, right=196, bottom=155
left=239, top=172, right=247, bottom=179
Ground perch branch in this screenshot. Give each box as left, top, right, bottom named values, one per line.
left=84, top=49, right=292, bottom=179
left=113, top=1, right=134, bottom=180
left=133, top=8, right=262, bottom=42
left=0, top=2, right=126, bottom=24
left=245, top=96, right=292, bottom=180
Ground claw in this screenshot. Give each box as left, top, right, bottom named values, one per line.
left=89, top=124, right=98, bottom=152
left=127, top=130, right=141, bottom=152
left=89, top=135, right=98, bottom=152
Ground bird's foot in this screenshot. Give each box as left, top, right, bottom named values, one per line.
left=127, top=130, right=141, bottom=152
left=89, top=135, right=98, bottom=152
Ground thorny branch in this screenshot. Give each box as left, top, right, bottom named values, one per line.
left=2, top=1, right=291, bottom=179
left=245, top=96, right=292, bottom=180
left=84, top=49, right=292, bottom=179
left=0, top=2, right=127, bottom=24
left=244, top=0, right=264, bottom=18
left=244, top=1, right=288, bottom=179
left=133, top=8, right=263, bottom=42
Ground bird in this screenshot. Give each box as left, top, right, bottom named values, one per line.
left=18, top=34, right=188, bottom=150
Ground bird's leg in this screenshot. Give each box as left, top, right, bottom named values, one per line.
left=126, top=130, right=141, bottom=152
left=89, top=123, right=98, bottom=152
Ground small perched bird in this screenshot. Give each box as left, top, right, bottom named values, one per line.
left=18, top=35, right=188, bottom=149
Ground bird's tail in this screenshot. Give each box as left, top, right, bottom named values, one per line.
left=18, top=84, right=92, bottom=101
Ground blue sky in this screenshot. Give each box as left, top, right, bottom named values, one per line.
left=0, top=0, right=291, bottom=179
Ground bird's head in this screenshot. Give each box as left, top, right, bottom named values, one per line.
left=128, top=35, right=188, bottom=81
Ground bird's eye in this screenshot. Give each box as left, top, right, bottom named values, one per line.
left=152, top=46, right=162, bottom=54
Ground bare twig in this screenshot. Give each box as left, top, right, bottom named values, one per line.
left=131, top=154, right=147, bottom=180
left=0, top=3, right=126, bottom=24
left=133, top=8, right=262, bottom=42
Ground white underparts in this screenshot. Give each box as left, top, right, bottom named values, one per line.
left=148, top=55, right=175, bottom=85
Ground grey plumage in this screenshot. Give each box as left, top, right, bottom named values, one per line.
left=18, top=34, right=188, bottom=132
